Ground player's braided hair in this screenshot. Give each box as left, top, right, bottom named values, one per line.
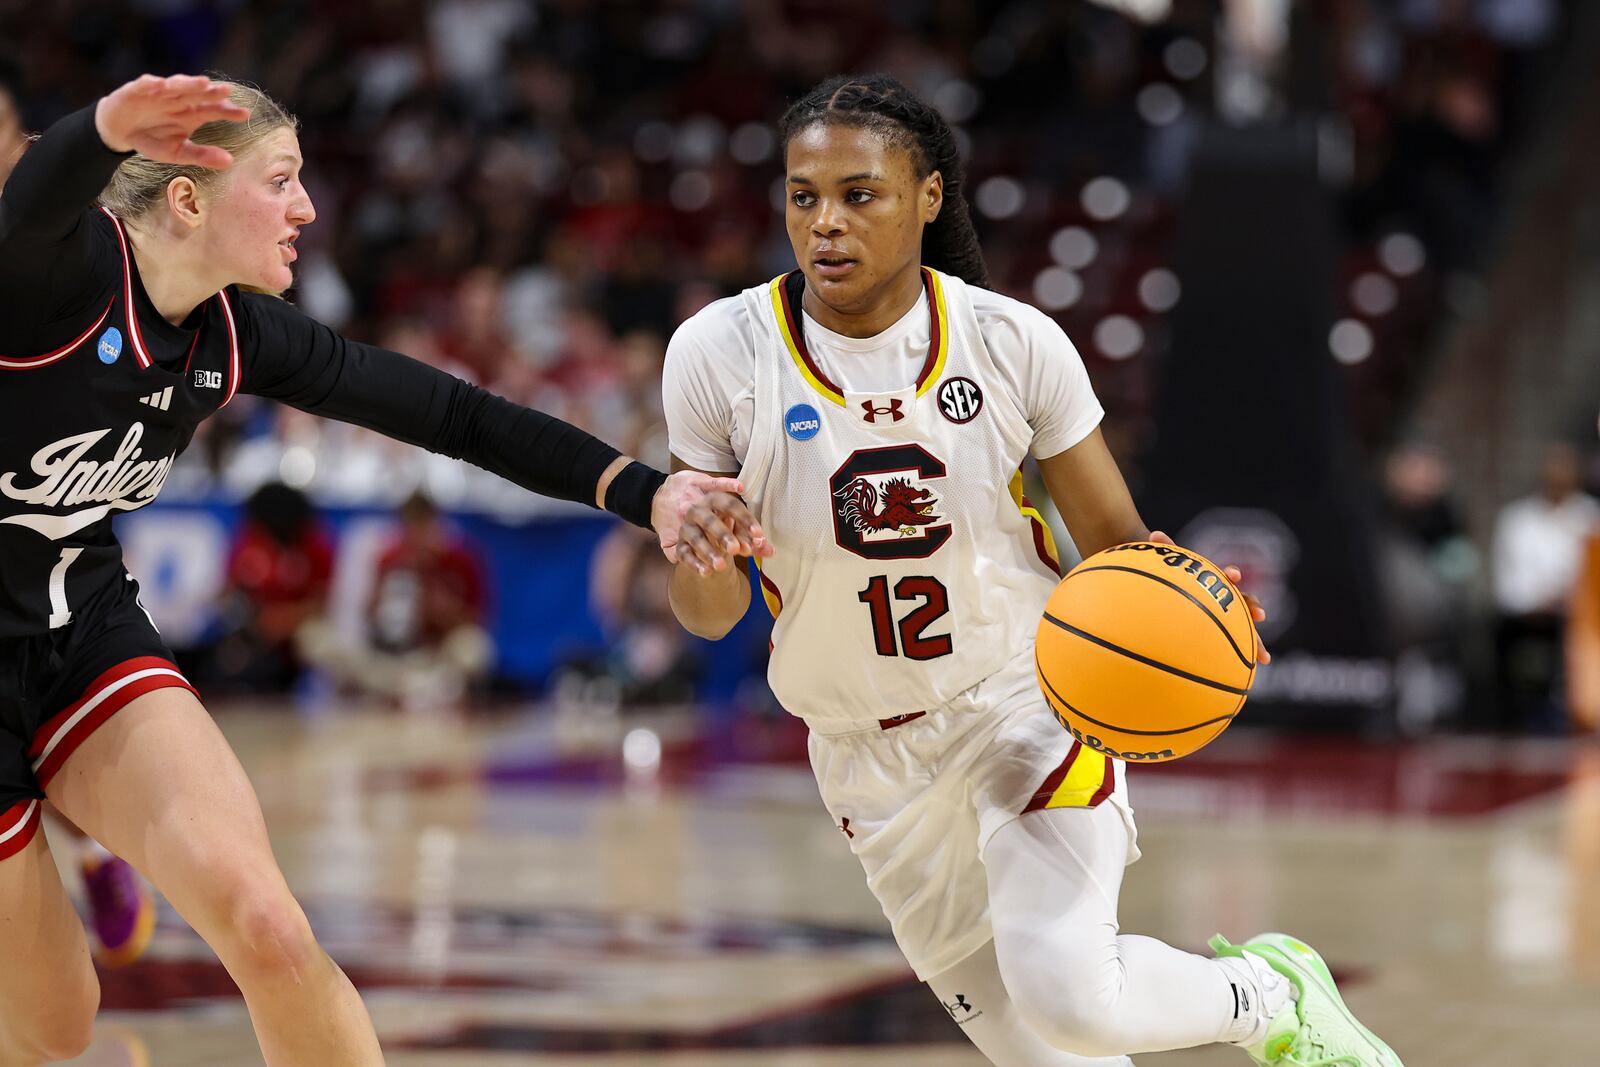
left=779, top=74, right=989, bottom=289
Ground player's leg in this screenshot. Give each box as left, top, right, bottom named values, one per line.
left=985, top=800, right=1275, bottom=1057
left=987, top=792, right=1405, bottom=1065
left=0, top=801, right=101, bottom=1064
left=926, top=938, right=1132, bottom=1067
left=45, top=687, right=384, bottom=1066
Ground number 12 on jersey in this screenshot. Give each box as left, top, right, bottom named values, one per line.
left=857, top=575, right=952, bottom=660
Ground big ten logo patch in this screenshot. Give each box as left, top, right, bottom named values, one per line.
left=830, top=445, right=952, bottom=560
left=194, top=369, right=224, bottom=390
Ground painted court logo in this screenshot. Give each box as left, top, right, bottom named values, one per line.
left=785, top=403, right=820, bottom=441
left=97, top=326, right=123, bottom=365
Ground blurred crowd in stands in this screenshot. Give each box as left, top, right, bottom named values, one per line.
left=5, top=0, right=1596, bottom=730
left=0, top=0, right=1560, bottom=507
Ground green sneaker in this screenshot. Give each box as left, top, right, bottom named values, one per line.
left=1210, top=932, right=1404, bottom=1067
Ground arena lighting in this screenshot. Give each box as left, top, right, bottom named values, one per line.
left=1049, top=226, right=1098, bottom=270
left=1084, top=0, right=1172, bottom=22
left=1033, top=266, right=1083, bottom=311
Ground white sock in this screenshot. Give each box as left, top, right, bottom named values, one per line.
left=1216, top=954, right=1296, bottom=1045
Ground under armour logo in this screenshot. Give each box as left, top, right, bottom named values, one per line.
left=861, top=398, right=905, bottom=424
left=942, top=993, right=981, bottom=1024
left=838, top=817, right=854, bottom=839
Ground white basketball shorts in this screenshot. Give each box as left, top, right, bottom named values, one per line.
left=805, top=647, right=1140, bottom=981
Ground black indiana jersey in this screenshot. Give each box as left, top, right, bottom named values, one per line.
left=0, top=209, right=241, bottom=636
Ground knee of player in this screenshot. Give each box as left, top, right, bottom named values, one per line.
left=13, top=978, right=98, bottom=1064
left=222, top=886, right=322, bottom=982
left=998, top=937, right=1131, bottom=1057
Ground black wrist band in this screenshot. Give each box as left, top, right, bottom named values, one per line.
left=604, top=460, right=668, bottom=530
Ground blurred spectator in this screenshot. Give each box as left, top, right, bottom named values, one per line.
left=0, top=0, right=1546, bottom=510
left=300, top=492, right=493, bottom=706
left=1564, top=530, right=1600, bottom=732
left=1492, top=443, right=1600, bottom=731
left=206, top=483, right=334, bottom=693
left=559, top=525, right=698, bottom=707
left=1379, top=444, right=1477, bottom=728
left=1382, top=446, right=1473, bottom=619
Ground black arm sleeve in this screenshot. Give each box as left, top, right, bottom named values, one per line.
left=236, top=292, right=666, bottom=526
left=0, top=105, right=127, bottom=252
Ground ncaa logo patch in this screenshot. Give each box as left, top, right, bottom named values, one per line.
left=785, top=403, right=821, bottom=441
left=937, top=377, right=983, bottom=424
left=97, top=326, right=123, bottom=365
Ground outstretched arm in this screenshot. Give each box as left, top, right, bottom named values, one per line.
left=235, top=293, right=762, bottom=549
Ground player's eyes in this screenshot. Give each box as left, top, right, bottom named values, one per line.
left=847, top=189, right=875, bottom=204
left=790, top=191, right=816, bottom=208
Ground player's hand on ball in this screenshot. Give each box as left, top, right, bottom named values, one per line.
left=654, top=472, right=771, bottom=574
left=1149, top=529, right=1271, bottom=665
left=94, top=74, right=249, bottom=168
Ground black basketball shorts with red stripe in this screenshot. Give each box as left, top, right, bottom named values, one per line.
left=0, top=572, right=196, bottom=860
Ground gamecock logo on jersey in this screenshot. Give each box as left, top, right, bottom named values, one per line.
left=830, top=444, right=952, bottom=560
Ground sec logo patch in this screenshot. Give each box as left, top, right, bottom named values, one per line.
left=785, top=403, right=821, bottom=441
left=937, top=377, right=983, bottom=424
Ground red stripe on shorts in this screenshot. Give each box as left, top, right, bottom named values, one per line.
left=1021, top=740, right=1082, bottom=814
left=1087, top=755, right=1117, bottom=808
left=0, top=800, right=42, bottom=861
left=29, top=656, right=196, bottom=788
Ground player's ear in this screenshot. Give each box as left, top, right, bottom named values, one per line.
left=923, top=169, right=943, bottom=224
left=166, top=175, right=204, bottom=230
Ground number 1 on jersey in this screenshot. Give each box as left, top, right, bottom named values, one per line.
left=857, top=575, right=953, bottom=660
left=48, top=547, right=84, bottom=629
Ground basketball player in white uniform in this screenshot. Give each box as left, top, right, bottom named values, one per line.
left=662, top=75, right=1403, bottom=1067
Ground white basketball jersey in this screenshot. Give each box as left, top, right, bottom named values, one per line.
left=738, top=269, right=1065, bottom=727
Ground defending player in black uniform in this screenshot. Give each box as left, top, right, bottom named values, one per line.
left=0, top=74, right=764, bottom=1066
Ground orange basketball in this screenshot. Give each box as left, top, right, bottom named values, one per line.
left=1035, top=541, right=1258, bottom=763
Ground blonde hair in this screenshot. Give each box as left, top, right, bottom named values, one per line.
left=99, top=80, right=297, bottom=220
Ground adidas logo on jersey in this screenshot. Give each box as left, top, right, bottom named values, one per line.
left=138, top=387, right=174, bottom=411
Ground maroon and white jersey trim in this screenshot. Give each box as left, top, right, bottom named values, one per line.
left=217, top=287, right=241, bottom=407
left=0, top=297, right=115, bottom=370
left=0, top=799, right=41, bottom=861
left=101, top=207, right=154, bottom=369
left=28, top=655, right=195, bottom=787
